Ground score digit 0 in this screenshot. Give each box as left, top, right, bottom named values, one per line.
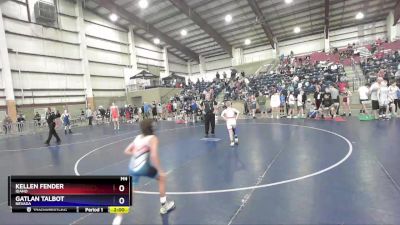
left=119, top=185, right=125, bottom=192
left=119, top=197, right=125, bottom=205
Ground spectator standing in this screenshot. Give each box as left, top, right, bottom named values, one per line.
left=17, top=114, right=25, bottom=132
left=270, top=91, right=281, bottom=119
left=257, top=92, right=267, bottom=117
left=297, top=90, right=305, bottom=118
left=341, top=88, right=352, bottom=116
left=288, top=92, right=296, bottom=118
left=358, top=83, right=370, bottom=114
left=157, top=103, right=163, bottom=121
left=314, top=89, right=322, bottom=110
left=388, top=82, right=399, bottom=116
left=370, top=78, right=382, bottom=119
left=329, top=85, right=340, bottom=117
left=2, top=114, right=12, bottom=134
left=33, top=112, right=41, bottom=127
left=280, top=92, right=286, bottom=117
left=80, top=109, right=85, bottom=123
left=320, top=89, right=334, bottom=119
left=250, top=95, right=257, bottom=119
left=86, top=107, right=93, bottom=126
left=378, top=80, right=390, bottom=119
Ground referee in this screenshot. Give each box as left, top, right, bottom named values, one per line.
left=201, top=93, right=217, bottom=137
left=45, top=107, right=61, bottom=146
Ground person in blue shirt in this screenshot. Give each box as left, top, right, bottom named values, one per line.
left=61, top=109, right=72, bottom=135
left=280, top=92, right=286, bottom=117
left=191, top=100, right=198, bottom=122
left=143, top=103, right=151, bottom=119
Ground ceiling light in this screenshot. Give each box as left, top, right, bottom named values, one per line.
left=355, top=12, right=364, bottom=20
left=225, top=14, right=232, bottom=23
left=285, top=0, right=293, bottom=4
left=153, top=38, right=160, bottom=45
left=138, top=0, right=148, bottom=9
left=109, top=13, right=118, bottom=22
left=294, top=26, right=301, bottom=33
left=181, top=29, right=187, bottom=36
left=244, top=39, right=251, bottom=45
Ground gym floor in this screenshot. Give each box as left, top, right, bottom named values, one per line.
left=0, top=118, right=400, bottom=225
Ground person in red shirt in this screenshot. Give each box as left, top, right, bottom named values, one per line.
left=166, top=102, right=173, bottom=119
left=110, top=103, right=119, bottom=130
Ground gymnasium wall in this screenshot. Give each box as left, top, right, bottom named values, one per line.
left=243, top=20, right=387, bottom=60
left=0, top=0, right=185, bottom=116
left=135, top=35, right=163, bottom=74
left=84, top=10, right=128, bottom=99
left=2, top=0, right=85, bottom=109
left=0, top=38, right=4, bottom=108
left=168, top=53, right=188, bottom=77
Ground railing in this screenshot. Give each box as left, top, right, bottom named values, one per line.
left=127, top=84, right=145, bottom=92
left=0, top=118, right=92, bottom=136
left=127, top=84, right=181, bottom=92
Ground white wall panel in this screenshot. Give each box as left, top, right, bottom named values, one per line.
left=136, top=48, right=163, bottom=61
left=6, top=33, right=80, bottom=58
left=58, top=0, right=77, bottom=17
left=330, top=21, right=387, bottom=48
left=86, top=36, right=129, bottom=53
left=12, top=71, right=84, bottom=89
left=135, top=36, right=162, bottom=52
left=3, top=18, right=79, bottom=44
left=14, top=90, right=84, bottom=97
left=15, top=96, right=85, bottom=105
left=84, top=11, right=125, bottom=32
left=205, top=58, right=232, bottom=70
left=9, top=54, right=82, bottom=74
left=89, top=62, right=125, bottom=76
left=279, top=34, right=325, bottom=56
left=1, top=1, right=29, bottom=21
left=0, top=71, right=3, bottom=89
left=59, top=15, right=78, bottom=32
left=169, top=62, right=187, bottom=74
left=91, top=77, right=124, bottom=89
left=93, top=90, right=125, bottom=97
left=168, top=53, right=186, bottom=64
left=206, top=54, right=231, bottom=62
left=191, top=64, right=200, bottom=73
left=85, top=22, right=128, bottom=44
left=87, top=48, right=129, bottom=65
left=137, top=57, right=163, bottom=67
left=331, top=33, right=386, bottom=49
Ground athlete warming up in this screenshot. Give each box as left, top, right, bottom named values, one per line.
left=110, top=103, right=120, bottom=130
left=112, top=119, right=175, bottom=225
left=221, top=101, right=240, bottom=147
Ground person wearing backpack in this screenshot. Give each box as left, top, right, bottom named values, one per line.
left=201, top=94, right=217, bottom=137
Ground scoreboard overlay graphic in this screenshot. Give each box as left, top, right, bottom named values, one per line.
left=8, top=176, right=131, bottom=213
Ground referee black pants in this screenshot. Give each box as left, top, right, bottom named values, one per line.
left=204, top=113, right=215, bottom=135
left=46, top=123, right=60, bottom=144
